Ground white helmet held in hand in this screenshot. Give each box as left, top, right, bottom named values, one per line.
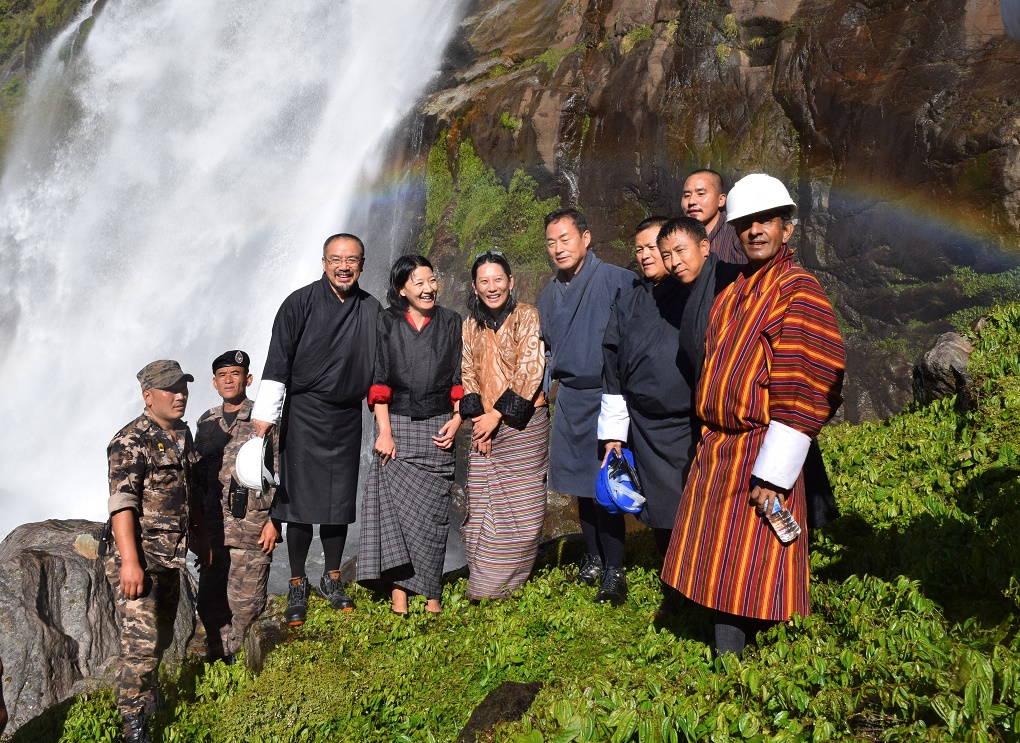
left=725, top=174, right=797, bottom=222
left=234, top=436, right=278, bottom=494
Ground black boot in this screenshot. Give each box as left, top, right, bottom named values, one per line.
left=594, top=567, right=628, bottom=606
left=285, top=576, right=310, bottom=626
left=319, top=570, right=355, bottom=611
left=575, top=553, right=603, bottom=586
left=122, top=712, right=151, bottom=743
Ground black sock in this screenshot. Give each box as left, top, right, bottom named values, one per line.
left=596, top=505, right=626, bottom=569
left=320, top=524, right=348, bottom=573
left=286, top=522, right=313, bottom=579
left=576, top=498, right=601, bottom=559
left=653, top=528, right=673, bottom=560
left=714, top=611, right=774, bottom=658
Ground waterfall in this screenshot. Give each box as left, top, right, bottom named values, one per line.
left=0, top=0, right=464, bottom=534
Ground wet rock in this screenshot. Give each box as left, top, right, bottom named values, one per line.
left=242, top=607, right=290, bottom=675
left=0, top=520, right=199, bottom=733
left=456, top=680, right=543, bottom=743
left=912, top=332, right=974, bottom=406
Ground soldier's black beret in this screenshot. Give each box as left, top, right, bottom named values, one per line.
left=212, top=350, right=250, bottom=372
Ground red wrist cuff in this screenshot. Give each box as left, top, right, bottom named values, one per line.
left=450, top=385, right=464, bottom=404
left=368, top=384, right=393, bottom=410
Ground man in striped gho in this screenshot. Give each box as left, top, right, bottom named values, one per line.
left=661, top=174, right=846, bottom=658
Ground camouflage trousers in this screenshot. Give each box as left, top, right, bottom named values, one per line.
left=197, top=545, right=271, bottom=658
left=104, top=560, right=180, bottom=716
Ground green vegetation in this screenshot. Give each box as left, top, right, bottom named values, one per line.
left=17, top=303, right=1020, bottom=740
left=0, top=0, right=85, bottom=158
left=620, top=25, right=653, bottom=54
left=947, top=266, right=1020, bottom=332
left=419, top=133, right=559, bottom=270
left=500, top=111, right=522, bottom=132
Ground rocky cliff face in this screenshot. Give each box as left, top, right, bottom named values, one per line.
left=411, top=0, right=1020, bottom=421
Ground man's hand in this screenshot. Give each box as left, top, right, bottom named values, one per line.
left=749, top=482, right=786, bottom=517
left=258, top=520, right=280, bottom=554
left=253, top=420, right=275, bottom=438
left=433, top=414, right=460, bottom=450
left=602, top=440, right=623, bottom=467
left=119, top=558, right=146, bottom=600
left=374, top=430, right=396, bottom=465
left=471, top=410, right=501, bottom=445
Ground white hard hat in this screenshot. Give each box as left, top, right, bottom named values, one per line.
left=234, top=436, right=278, bottom=494
left=725, top=174, right=797, bottom=222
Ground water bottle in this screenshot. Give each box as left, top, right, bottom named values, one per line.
left=766, top=498, right=801, bottom=544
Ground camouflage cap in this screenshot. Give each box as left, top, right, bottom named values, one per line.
left=137, top=359, right=194, bottom=391
left=212, top=349, right=250, bottom=372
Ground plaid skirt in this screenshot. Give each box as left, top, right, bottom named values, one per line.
left=356, top=413, right=454, bottom=600
left=464, top=407, right=549, bottom=599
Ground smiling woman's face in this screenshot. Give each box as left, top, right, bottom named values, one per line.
left=473, top=261, right=513, bottom=314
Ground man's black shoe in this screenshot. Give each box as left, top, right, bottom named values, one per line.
left=319, top=570, right=356, bottom=611
left=123, top=712, right=151, bottom=743
left=594, top=567, right=628, bottom=606
left=285, top=576, right=310, bottom=626
left=575, top=553, right=603, bottom=586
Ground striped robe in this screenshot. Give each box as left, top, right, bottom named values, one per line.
left=662, top=246, right=844, bottom=621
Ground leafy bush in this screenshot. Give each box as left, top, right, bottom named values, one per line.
left=420, top=134, right=559, bottom=270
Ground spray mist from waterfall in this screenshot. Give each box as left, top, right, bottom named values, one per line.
left=0, top=0, right=463, bottom=535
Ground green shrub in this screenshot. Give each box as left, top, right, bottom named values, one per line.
left=420, top=134, right=559, bottom=270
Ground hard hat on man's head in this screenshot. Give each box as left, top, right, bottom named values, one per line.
left=725, top=174, right=797, bottom=223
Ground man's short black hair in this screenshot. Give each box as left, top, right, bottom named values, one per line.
left=657, top=216, right=708, bottom=246
left=544, top=207, right=588, bottom=235
left=322, top=233, right=366, bottom=259
left=634, top=216, right=670, bottom=238
left=685, top=168, right=725, bottom=193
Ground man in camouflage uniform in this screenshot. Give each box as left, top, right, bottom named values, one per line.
left=105, top=359, right=211, bottom=743
left=195, top=350, right=279, bottom=662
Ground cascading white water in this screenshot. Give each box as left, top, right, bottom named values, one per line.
left=0, top=0, right=464, bottom=535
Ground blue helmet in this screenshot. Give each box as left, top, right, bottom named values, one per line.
left=595, top=448, right=646, bottom=514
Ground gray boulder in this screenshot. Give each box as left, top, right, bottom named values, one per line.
left=0, top=520, right=199, bottom=733
left=912, top=332, right=974, bottom=406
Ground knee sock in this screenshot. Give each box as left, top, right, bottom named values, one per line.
left=653, top=528, right=673, bottom=560
left=319, top=524, right=348, bottom=573
left=577, top=498, right=601, bottom=559
left=714, top=611, right=774, bottom=658
left=596, top=505, right=627, bottom=569
left=576, top=498, right=626, bottom=568
left=286, top=523, right=313, bottom=579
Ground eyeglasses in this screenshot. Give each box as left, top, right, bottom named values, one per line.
left=325, top=256, right=362, bottom=267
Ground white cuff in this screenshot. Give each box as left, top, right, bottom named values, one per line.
left=751, top=420, right=812, bottom=490
left=597, top=394, right=630, bottom=441
left=252, top=380, right=287, bottom=424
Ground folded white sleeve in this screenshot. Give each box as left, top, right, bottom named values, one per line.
left=751, top=420, right=812, bottom=490
left=597, top=394, right=630, bottom=441
left=251, top=379, right=287, bottom=424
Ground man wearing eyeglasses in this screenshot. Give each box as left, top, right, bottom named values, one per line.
left=251, top=234, right=381, bottom=625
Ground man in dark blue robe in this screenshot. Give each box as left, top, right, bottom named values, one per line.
left=252, top=233, right=381, bottom=625
left=537, top=208, right=634, bottom=605
left=600, top=218, right=692, bottom=561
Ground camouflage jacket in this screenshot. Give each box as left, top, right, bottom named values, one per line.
left=194, top=398, right=276, bottom=550
left=107, top=411, right=200, bottom=570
